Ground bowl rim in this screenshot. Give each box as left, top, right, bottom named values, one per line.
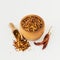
left=20, top=14, right=45, bottom=33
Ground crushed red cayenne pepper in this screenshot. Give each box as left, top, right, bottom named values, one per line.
left=21, top=15, right=44, bottom=32
left=13, top=30, right=30, bottom=51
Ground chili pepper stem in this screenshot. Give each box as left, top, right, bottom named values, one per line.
left=48, top=26, right=52, bottom=35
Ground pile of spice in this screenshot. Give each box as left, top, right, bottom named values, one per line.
left=9, top=23, right=30, bottom=51
left=21, top=15, right=44, bottom=32
left=13, top=34, right=30, bottom=51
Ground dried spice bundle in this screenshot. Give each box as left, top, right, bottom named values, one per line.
left=9, top=23, right=30, bottom=51
left=34, top=34, right=49, bottom=49
left=21, top=15, right=44, bottom=32
left=34, top=27, right=51, bottom=49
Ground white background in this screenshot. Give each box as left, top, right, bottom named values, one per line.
left=0, top=0, right=60, bottom=60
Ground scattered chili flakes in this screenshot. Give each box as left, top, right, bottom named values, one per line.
left=13, top=34, right=30, bottom=51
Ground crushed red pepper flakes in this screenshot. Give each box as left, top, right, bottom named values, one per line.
left=21, top=15, right=43, bottom=32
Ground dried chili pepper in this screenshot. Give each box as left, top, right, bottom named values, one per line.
left=34, top=27, right=51, bottom=49
left=42, top=34, right=49, bottom=49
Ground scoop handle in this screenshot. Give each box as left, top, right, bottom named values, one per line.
left=9, top=23, right=20, bottom=39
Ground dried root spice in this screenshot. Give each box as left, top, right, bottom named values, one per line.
left=21, top=15, right=44, bottom=32
left=9, top=23, right=30, bottom=51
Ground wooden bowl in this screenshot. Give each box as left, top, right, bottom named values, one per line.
left=20, top=14, right=45, bottom=41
